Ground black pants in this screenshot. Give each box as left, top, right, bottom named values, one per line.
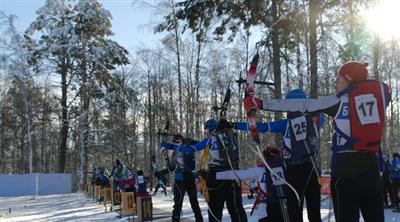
left=285, top=161, right=321, bottom=222
left=382, top=177, right=395, bottom=206
left=172, top=172, right=203, bottom=222
left=258, top=202, right=284, bottom=222
left=331, top=152, right=384, bottom=222
left=392, top=177, right=400, bottom=207
left=153, top=182, right=167, bottom=196
left=207, top=171, right=247, bottom=222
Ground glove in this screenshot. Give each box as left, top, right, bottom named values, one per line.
left=244, top=96, right=262, bottom=113
left=264, top=146, right=282, bottom=160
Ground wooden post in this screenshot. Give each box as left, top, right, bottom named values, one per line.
left=100, top=187, right=104, bottom=202
left=85, top=184, right=90, bottom=194
left=90, top=184, right=95, bottom=199
left=103, top=187, right=112, bottom=210
left=95, top=186, right=101, bottom=200
left=121, top=192, right=135, bottom=217
left=112, top=190, right=121, bottom=206
left=137, top=196, right=152, bottom=221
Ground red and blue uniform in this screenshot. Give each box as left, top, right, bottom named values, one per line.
left=258, top=79, right=390, bottom=222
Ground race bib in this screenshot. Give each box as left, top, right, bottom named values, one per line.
left=283, top=148, right=291, bottom=159
left=290, top=116, right=307, bottom=141
left=177, top=156, right=184, bottom=165
left=271, top=167, right=285, bottom=186
left=354, top=94, right=380, bottom=125
left=336, top=132, right=347, bottom=146
left=137, top=176, right=145, bottom=184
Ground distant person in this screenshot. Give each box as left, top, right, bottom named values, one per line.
left=136, top=169, right=149, bottom=197
left=93, top=166, right=110, bottom=187
left=161, top=134, right=203, bottom=222
left=153, top=169, right=168, bottom=196
left=391, top=153, right=400, bottom=211
left=382, top=154, right=395, bottom=208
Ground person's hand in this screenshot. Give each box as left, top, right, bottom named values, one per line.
left=198, top=169, right=208, bottom=181
left=267, top=146, right=281, bottom=156
left=264, top=146, right=282, bottom=160
left=244, top=96, right=262, bottom=113
left=160, top=141, right=167, bottom=152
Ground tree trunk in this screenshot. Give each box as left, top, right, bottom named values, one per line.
left=271, top=0, right=283, bottom=146
left=194, top=39, right=202, bottom=138
left=0, top=109, right=6, bottom=172
left=40, top=90, right=48, bottom=172
left=58, top=57, right=69, bottom=173
left=79, top=61, right=90, bottom=189
left=174, top=26, right=183, bottom=131
left=309, top=0, right=318, bottom=99
left=147, top=70, right=153, bottom=154
left=24, top=83, right=33, bottom=173
left=285, top=48, right=290, bottom=93
left=296, top=28, right=303, bottom=89
left=372, top=34, right=380, bottom=80
left=271, top=0, right=282, bottom=101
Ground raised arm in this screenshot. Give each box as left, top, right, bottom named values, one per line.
left=216, top=167, right=264, bottom=180
left=262, top=95, right=339, bottom=113
left=235, top=119, right=287, bottom=134
left=176, top=138, right=210, bottom=153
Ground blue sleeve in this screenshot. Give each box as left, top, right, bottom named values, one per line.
left=176, top=138, right=210, bottom=154
left=378, top=148, right=384, bottom=172
left=160, top=141, right=175, bottom=150
left=267, top=119, right=287, bottom=133
left=391, top=160, right=398, bottom=172
left=318, top=114, right=327, bottom=128
left=383, top=83, right=390, bottom=107
left=235, top=120, right=287, bottom=133
left=234, top=122, right=269, bottom=133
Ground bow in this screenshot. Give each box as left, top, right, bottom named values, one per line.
left=158, top=118, right=182, bottom=200
left=199, top=87, right=231, bottom=203
left=160, top=119, right=171, bottom=169
left=250, top=180, right=267, bottom=216
left=244, top=53, right=298, bottom=221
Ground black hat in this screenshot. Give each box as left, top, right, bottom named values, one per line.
left=393, top=153, right=400, bottom=159
left=172, top=134, right=184, bottom=143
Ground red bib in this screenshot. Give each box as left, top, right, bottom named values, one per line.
left=348, top=80, right=387, bottom=152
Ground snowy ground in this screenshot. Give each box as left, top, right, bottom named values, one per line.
left=1, top=190, right=399, bottom=222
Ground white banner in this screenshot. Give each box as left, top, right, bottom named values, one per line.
left=0, top=173, right=76, bottom=196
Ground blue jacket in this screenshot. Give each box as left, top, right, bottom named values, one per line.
left=161, top=129, right=240, bottom=170
left=391, top=158, right=400, bottom=178
left=235, top=114, right=326, bottom=164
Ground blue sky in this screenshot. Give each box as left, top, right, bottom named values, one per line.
left=0, top=0, right=165, bottom=51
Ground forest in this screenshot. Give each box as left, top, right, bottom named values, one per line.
left=0, top=0, right=399, bottom=186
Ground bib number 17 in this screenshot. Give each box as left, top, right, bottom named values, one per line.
left=354, top=94, right=380, bottom=125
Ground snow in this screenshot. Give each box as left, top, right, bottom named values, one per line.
left=1, top=191, right=399, bottom=222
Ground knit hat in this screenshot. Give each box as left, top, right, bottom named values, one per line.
left=338, top=61, right=368, bottom=83
left=285, top=89, right=306, bottom=99
left=204, top=119, right=219, bottom=132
